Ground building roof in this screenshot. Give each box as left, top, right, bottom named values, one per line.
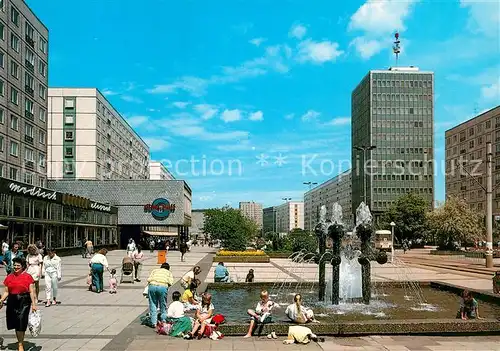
left=445, top=105, right=500, bottom=134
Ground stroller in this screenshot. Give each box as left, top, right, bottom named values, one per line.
left=120, top=256, right=134, bottom=283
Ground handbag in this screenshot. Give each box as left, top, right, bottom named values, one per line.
left=28, top=310, right=42, bottom=337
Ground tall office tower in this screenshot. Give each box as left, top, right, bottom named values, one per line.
left=239, top=201, right=263, bottom=229
left=47, top=88, right=150, bottom=180
left=263, top=206, right=277, bottom=233
left=304, top=170, right=353, bottom=231
left=445, top=106, right=500, bottom=214
left=351, top=67, right=434, bottom=221
left=149, top=161, right=175, bottom=180
left=275, top=201, right=304, bottom=234
left=0, top=0, right=49, bottom=186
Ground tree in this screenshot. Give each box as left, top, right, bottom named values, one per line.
left=379, top=192, right=429, bottom=243
left=202, top=206, right=258, bottom=251
left=288, top=228, right=318, bottom=253
left=265, top=231, right=285, bottom=251
left=426, top=196, right=485, bottom=250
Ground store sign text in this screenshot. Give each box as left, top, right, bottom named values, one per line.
left=91, top=202, right=111, bottom=212
left=144, top=198, right=175, bottom=221
left=9, top=183, right=57, bottom=201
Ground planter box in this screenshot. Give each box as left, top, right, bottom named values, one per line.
left=266, top=252, right=293, bottom=259
left=213, top=255, right=270, bottom=263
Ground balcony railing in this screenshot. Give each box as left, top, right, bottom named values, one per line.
left=25, top=85, right=34, bottom=97
left=24, top=135, right=33, bottom=144
left=25, top=35, right=35, bottom=48
left=25, top=160, right=34, bottom=169
left=25, top=60, right=34, bottom=72
left=25, top=110, right=34, bottom=120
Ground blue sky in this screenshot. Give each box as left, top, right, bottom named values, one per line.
left=30, top=0, right=499, bottom=209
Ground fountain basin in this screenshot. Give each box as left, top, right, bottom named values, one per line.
left=205, top=282, right=500, bottom=335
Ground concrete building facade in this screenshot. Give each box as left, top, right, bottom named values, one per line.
left=0, top=0, right=49, bottom=187
left=149, top=161, right=174, bottom=180
left=351, top=67, right=434, bottom=220
left=275, top=201, right=304, bottom=234
left=445, top=106, right=500, bottom=215
left=239, top=201, right=263, bottom=229
left=263, top=206, right=277, bottom=233
left=47, top=88, right=150, bottom=181
left=304, top=170, right=353, bottom=231
left=189, top=209, right=206, bottom=241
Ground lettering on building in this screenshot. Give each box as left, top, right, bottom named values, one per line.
left=91, top=202, right=111, bottom=212
left=9, top=183, right=57, bottom=201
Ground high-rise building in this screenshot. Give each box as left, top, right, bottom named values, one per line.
left=351, top=67, right=434, bottom=221
left=275, top=201, right=304, bottom=234
left=239, top=201, right=263, bottom=229
left=0, top=0, right=49, bottom=187
left=47, top=88, right=150, bottom=180
left=149, top=161, right=174, bottom=180
left=304, top=170, right=353, bottom=231
left=445, top=105, right=500, bottom=215
left=263, top=206, right=277, bottom=233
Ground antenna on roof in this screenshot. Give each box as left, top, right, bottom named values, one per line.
left=393, top=32, right=401, bottom=66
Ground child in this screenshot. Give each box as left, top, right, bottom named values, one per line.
left=457, top=290, right=480, bottom=320
left=282, top=326, right=325, bottom=344
left=245, top=269, right=254, bottom=282
left=244, top=290, right=276, bottom=338
left=182, top=281, right=200, bottom=311
left=109, top=269, right=117, bottom=294
left=285, top=294, right=316, bottom=324
left=185, top=293, right=215, bottom=339
left=167, top=291, right=193, bottom=337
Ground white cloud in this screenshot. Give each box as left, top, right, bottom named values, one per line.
left=460, top=0, right=500, bottom=37
left=121, top=95, right=143, bottom=103
left=289, top=24, right=307, bottom=39
left=149, top=76, right=208, bottom=96
left=249, top=111, right=264, bottom=121
left=172, top=101, right=190, bottom=109
left=481, top=78, right=500, bottom=101
left=216, top=140, right=254, bottom=151
left=148, top=108, right=160, bottom=112
left=102, top=89, right=118, bottom=96
left=126, top=115, right=149, bottom=128
left=297, top=40, right=343, bottom=64
left=348, top=0, right=419, bottom=35
left=143, top=137, right=169, bottom=151
left=249, top=37, right=266, bottom=46
left=301, top=110, right=320, bottom=121
left=285, top=113, right=295, bottom=120
left=349, top=37, right=383, bottom=59
left=221, top=109, right=243, bottom=123
left=194, top=104, right=218, bottom=120
left=327, top=117, right=351, bottom=126
left=161, top=114, right=248, bottom=141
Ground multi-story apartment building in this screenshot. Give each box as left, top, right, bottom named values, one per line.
left=275, top=201, right=304, bottom=234
left=0, top=0, right=49, bottom=187
left=304, top=170, right=353, bottom=231
left=239, top=201, right=263, bottom=230
left=445, top=106, right=500, bottom=215
left=47, top=88, right=150, bottom=180
left=263, top=206, right=277, bottom=233
left=351, top=67, right=434, bottom=221
left=149, top=161, right=174, bottom=180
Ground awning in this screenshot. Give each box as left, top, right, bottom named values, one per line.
left=143, top=231, right=178, bottom=237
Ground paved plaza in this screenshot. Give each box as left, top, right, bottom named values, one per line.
left=0, top=247, right=498, bottom=350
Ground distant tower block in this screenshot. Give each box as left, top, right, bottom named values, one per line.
left=393, top=32, right=401, bottom=66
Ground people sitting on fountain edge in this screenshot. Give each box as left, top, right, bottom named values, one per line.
left=457, top=290, right=480, bottom=320
left=214, top=262, right=231, bottom=283
left=285, top=294, right=317, bottom=324
left=182, top=281, right=201, bottom=312
left=244, top=290, right=277, bottom=338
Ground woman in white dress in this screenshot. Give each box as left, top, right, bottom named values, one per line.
left=26, top=244, right=43, bottom=302
left=42, top=248, right=62, bottom=307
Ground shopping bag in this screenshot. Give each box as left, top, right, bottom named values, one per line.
left=143, top=285, right=149, bottom=297
left=28, top=310, right=42, bottom=337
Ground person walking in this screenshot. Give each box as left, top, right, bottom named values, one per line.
left=180, top=241, right=188, bottom=262
left=89, top=248, right=109, bottom=293
left=1, top=239, right=8, bottom=256
left=126, top=239, right=136, bottom=258
left=0, top=257, right=37, bottom=351
left=85, top=238, right=93, bottom=258
left=26, top=245, right=43, bottom=303
left=146, top=263, right=174, bottom=327
left=3, top=243, right=24, bottom=275
left=42, top=248, right=62, bottom=307
left=133, top=246, right=144, bottom=282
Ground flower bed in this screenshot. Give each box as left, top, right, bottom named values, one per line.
left=214, top=250, right=270, bottom=263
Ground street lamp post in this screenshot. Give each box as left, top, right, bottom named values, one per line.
left=354, top=145, right=376, bottom=207
left=303, top=182, right=318, bottom=232
left=390, top=221, right=396, bottom=263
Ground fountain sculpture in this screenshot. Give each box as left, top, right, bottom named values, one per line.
left=316, top=202, right=388, bottom=305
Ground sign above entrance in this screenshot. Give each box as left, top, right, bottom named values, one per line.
left=144, top=198, right=175, bottom=221
left=9, top=183, right=57, bottom=201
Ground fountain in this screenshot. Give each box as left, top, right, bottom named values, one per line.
left=314, top=206, right=328, bottom=301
